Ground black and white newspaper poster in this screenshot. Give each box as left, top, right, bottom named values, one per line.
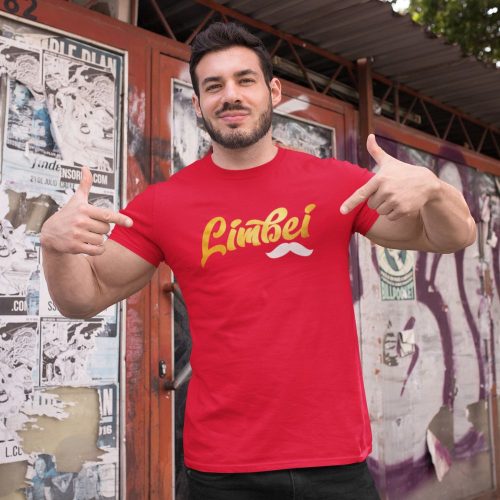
left=41, top=317, right=118, bottom=387
left=25, top=452, right=118, bottom=499
left=0, top=17, right=123, bottom=499
left=0, top=319, right=38, bottom=463
left=43, top=50, right=116, bottom=181
left=0, top=29, right=122, bottom=194
left=59, top=162, right=115, bottom=196
left=172, top=80, right=212, bottom=172
left=2, top=76, right=62, bottom=189
left=0, top=36, right=42, bottom=94
left=98, top=384, right=117, bottom=450
left=4, top=77, right=60, bottom=157
left=0, top=184, right=63, bottom=315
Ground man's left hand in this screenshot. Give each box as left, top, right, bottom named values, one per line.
left=340, top=134, right=441, bottom=221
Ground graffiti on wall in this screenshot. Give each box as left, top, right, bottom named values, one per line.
left=0, top=13, right=123, bottom=499
left=357, top=138, right=499, bottom=500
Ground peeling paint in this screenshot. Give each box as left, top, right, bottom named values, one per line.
left=426, top=429, right=452, bottom=481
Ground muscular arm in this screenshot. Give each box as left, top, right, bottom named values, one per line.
left=341, top=135, right=476, bottom=253
left=41, top=167, right=157, bottom=319
left=42, top=240, right=156, bottom=319
left=365, top=174, right=476, bottom=253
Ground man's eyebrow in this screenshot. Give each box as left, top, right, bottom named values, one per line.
left=234, top=69, right=258, bottom=78
left=201, top=69, right=259, bottom=87
left=201, top=76, right=222, bottom=86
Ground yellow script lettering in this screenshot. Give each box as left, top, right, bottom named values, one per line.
left=300, top=204, right=316, bottom=237
left=200, top=203, right=317, bottom=267
left=201, top=216, right=227, bottom=267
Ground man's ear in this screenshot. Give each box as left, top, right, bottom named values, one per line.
left=270, top=77, right=282, bottom=108
left=192, top=93, right=202, bottom=118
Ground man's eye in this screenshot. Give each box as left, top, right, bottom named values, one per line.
left=206, top=84, right=221, bottom=92
left=240, top=79, right=255, bottom=85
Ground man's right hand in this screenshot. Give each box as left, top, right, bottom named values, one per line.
left=41, top=167, right=133, bottom=256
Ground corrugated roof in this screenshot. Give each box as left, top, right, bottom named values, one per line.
left=213, top=0, right=500, bottom=128
left=139, top=0, right=500, bottom=130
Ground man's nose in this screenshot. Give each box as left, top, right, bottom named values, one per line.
left=221, top=80, right=241, bottom=102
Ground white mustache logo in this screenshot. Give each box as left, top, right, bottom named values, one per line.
left=266, top=242, right=314, bottom=259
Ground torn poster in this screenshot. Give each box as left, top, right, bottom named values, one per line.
left=272, top=111, right=335, bottom=159
left=0, top=319, right=38, bottom=463
left=2, top=388, right=75, bottom=465
left=1, top=74, right=63, bottom=191
left=172, top=80, right=211, bottom=172
left=0, top=15, right=123, bottom=492
left=0, top=185, right=62, bottom=315
left=98, top=384, right=117, bottom=450
left=43, top=51, right=116, bottom=178
left=376, top=246, right=416, bottom=301
left=41, top=317, right=118, bottom=387
left=0, top=36, right=42, bottom=94
left=41, top=36, right=119, bottom=77
left=25, top=452, right=118, bottom=500
left=398, top=328, right=416, bottom=357
left=4, top=76, right=60, bottom=158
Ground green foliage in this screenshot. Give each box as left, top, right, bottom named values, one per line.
left=407, top=0, right=500, bottom=65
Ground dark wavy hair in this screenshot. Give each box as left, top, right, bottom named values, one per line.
left=189, top=22, right=273, bottom=97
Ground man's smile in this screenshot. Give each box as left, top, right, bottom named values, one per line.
left=217, top=111, right=250, bottom=124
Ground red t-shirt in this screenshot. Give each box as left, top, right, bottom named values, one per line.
left=110, top=147, right=379, bottom=473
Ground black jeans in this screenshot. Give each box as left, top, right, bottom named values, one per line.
left=186, top=461, right=380, bottom=500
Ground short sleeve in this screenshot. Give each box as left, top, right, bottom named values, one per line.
left=337, top=161, right=380, bottom=236
left=353, top=168, right=380, bottom=235
left=109, top=185, right=164, bottom=266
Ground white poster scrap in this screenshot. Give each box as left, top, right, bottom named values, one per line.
left=41, top=318, right=118, bottom=387
left=0, top=36, right=42, bottom=94
left=0, top=185, right=63, bottom=315
left=0, top=319, right=38, bottom=463
left=172, top=80, right=211, bottom=172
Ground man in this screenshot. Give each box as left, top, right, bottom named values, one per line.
left=41, top=22, right=476, bottom=500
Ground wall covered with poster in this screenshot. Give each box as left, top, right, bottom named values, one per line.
left=0, top=12, right=123, bottom=500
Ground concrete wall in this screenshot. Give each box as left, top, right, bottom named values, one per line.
left=357, top=137, right=499, bottom=499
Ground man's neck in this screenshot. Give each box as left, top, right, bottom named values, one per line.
left=211, top=134, right=278, bottom=170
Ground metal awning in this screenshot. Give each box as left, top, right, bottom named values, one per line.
left=138, top=0, right=500, bottom=158
left=211, top=0, right=500, bottom=127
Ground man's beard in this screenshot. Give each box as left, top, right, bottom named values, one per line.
left=201, top=97, right=273, bottom=150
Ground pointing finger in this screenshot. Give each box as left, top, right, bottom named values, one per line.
left=88, top=205, right=133, bottom=228
left=340, top=175, right=380, bottom=214
left=76, top=166, right=93, bottom=200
